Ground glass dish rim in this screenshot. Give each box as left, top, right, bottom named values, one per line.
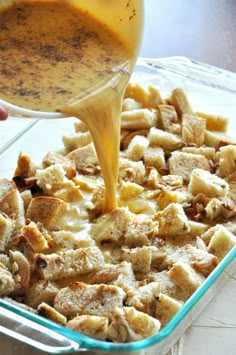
left=1, top=56, right=236, bottom=353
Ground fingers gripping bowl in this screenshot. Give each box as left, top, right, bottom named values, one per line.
left=0, top=57, right=236, bottom=355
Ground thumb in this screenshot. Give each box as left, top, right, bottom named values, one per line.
left=0, top=106, right=8, bottom=120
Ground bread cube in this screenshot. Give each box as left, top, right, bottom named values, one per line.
left=153, top=202, right=190, bottom=237
left=215, top=145, right=236, bottom=178
left=155, top=293, right=183, bottom=326
left=188, top=168, right=229, bottom=197
left=207, top=226, right=236, bottom=260
left=168, top=151, right=210, bottom=182
left=181, top=113, right=206, bottom=146
left=148, top=127, right=183, bottom=151
left=127, top=135, right=149, bottom=161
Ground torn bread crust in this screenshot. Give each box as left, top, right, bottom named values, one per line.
left=35, top=246, right=104, bottom=281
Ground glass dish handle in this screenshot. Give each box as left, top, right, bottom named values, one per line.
left=0, top=304, right=83, bottom=353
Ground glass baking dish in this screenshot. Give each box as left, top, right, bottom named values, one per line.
left=0, top=57, right=236, bottom=355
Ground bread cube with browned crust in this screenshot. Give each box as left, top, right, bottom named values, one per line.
left=153, top=202, right=190, bottom=237
left=168, top=151, right=210, bottom=182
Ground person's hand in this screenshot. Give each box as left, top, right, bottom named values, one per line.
left=0, top=106, right=8, bottom=120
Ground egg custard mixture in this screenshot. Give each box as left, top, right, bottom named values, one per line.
left=0, top=0, right=140, bottom=211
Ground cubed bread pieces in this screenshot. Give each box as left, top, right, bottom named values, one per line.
left=121, top=109, right=157, bottom=130
left=107, top=306, right=161, bottom=342
left=146, top=84, right=164, bottom=108
left=42, top=151, right=76, bottom=179
left=207, top=226, right=236, bottom=260
left=126, top=282, right=160, bottom=314
left=54, top=282, right=126, bottom=318
left=1, top=83, right=236, bottom=343
left=225, top=171, right=236, bottom=199
left=155, top=293, right=183, bottom=327
left=153, top=203, right=190, bottom=237
left=148, top=127, right=183, bottom=151
left=38, top=302, right=67, bottom=325
left=36, top=164, right=67, bottom=195
left=25, top=280, right=59, bottom=308
left=181, top=113, right=206, bottom=146
left=124, top=82, right=148, bottom=105
left=9, top=250, right=31, bottom=289
left=119, top=158, right=145, bottom=185
left=127, top=135, right=149, bottom=161
left=119, top=181, right=144, bottom=201
left=158, top=104, right=180, bottom=135
left=35, top=246, right=104, bottom=281
left=0, top=182, right=25, bottom=236
left=26, top=196, right=68, bottom=231
left=168, top=261, right=205, bottom=298
left=121, top=129, right=149, bottom=150
left=169, top=244, right=218, bottom=277
left=215, top=145, right=236, bottom=178
left=196, top=111, right=228, bottom=132
left=168, top=151, right=210, bottom=182
left=0, top=178, right=16, bottom=198
left=181, top=146, right=215, bottom=160
left=73, top=119, right=89, bottom=133
left=145, top=166, right=161, bottom=189
left=66, top=142, right=99, bottom=174
left=188, top=168, right=229, bottom=197
left=62, top=131, right=92, bottom=151
left=21, top=221, right=51, bottom=252
left=122, top=97, right=143, bottom=112
left=36, top=164, right=82, bottom=201
left=14, top=153, right=37, bottom=179
left=124, top=215, right=158, bottom=247
left=20, top=189, right=32, bottom=210
left=161, top=174, right=183, bottom=187
left=143, top=147, right=166, bottom=169
left=121, top=246, right=153, bottom=274
left=0, top=262, right=16, bottom=296
left=205, top=197, right=236, bottom=220
left=93, top=208, right=157, bottom=247
left=50, top=230, right=93, bottom=250
left=204, top=130, right=235, bottom=148
left=187, top=220, right=210, bottom=238
left=67, top=315, right=109, bottom=340
left=156, top=186, right=192, bottom=210
left=89, top=261, right=136, bottom=288
left=170, top=88, right=193, bottom=117
left=91, top=207, right=131, bottom=245
left=147, top=270, right=186, bottom=301
left=0, top=212, right=15, bottom=252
